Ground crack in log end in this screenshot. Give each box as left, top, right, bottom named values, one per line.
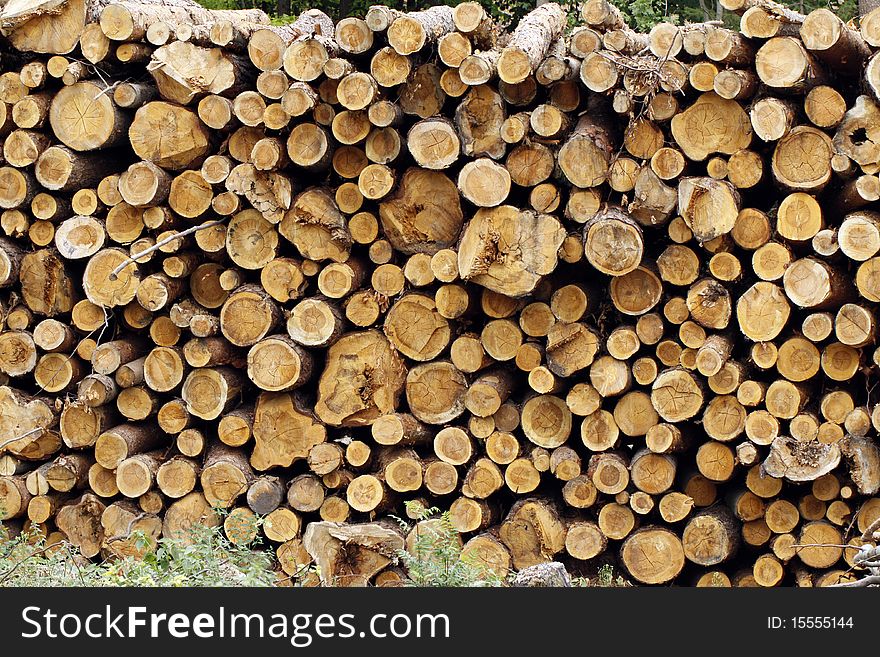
left=696, top=280, right=727, bottom=306
left=471, top=227, right=502, bottom=276
left=785, top=436, right=831, bottom=469
left=396, top=202, right=431, bottom=243
left=315, top=332, right=406, bottom=427
left=357, top=363, right=377, bottom=406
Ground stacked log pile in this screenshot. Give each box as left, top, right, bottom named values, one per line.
left=1, top=0, right=880, bottom=587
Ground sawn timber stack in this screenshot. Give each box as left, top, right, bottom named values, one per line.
left=0, top=0, right=879, bottom=587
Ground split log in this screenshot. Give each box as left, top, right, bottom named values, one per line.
left=55, top=493, right=105, bottom=558
left=303, top=521, right=403, bottom=587
left=314, top=330, right=406, bottom=427
left=678, top=177, right=740, bottom=243
left=558, top=110, right=616, bottom=189
left=839, top=435, right=880, bottom=494
left=279, top=188, right=350, bottom=262
left=498, top=497, right=566, bottom=570
left=763, top=436, right=841, bottom=482
left=458, top=205, right=566, bottom=297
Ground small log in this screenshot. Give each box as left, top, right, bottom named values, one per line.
left=200, top=444, right=254, bottom=508
left=682, top=506, right=740, bottom=566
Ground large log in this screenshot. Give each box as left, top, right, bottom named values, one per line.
left=387, top=6, right=454, bottom=56
left=0, top=0, right=109, bottom=54
left=314, top=330, right=406, bottom=427
left=378, top=168, right=463, bottom=255
left=49, top=81, right=129, bottom=151
left=303, top=520, right=403, bottom=586
left=147, top=42, right=253, bottom=105
left=620, top=527, right=685, bottom=584
left=458, top=205, right=566, bottom=297
left=129, top=101, right=211, bottom=170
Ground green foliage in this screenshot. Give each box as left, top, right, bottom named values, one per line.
left=0, top=519, right=277, bottom=587
left=101, top=524, right=276, bottom=587
left=394, top=502, right=504, bottom=587
left=0, top=524, right=105, bottom=587
left=572, top=564, right=633, bottom=587
left=605, top=0, right=665, bottom=32
left=196, top=0, right=265, bottom=10
left=212, top=0, right=547, bottom=27
left=3, top=513, right=638, bottom=588
left=488, top=0, right=542, bottom=27
left=197, top=0, right=860, bottom=33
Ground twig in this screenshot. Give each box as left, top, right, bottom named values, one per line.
left=0, top=427, right=44, bottom=451
left=0, top=541, right=64, bottom=585
left=104, top=512, right=150, bottom=544
left=92, top=78, right=119, bottom=98
left=830, top=575, right=880, bottom=588
left=274, top=563, right=314, bottom=586
left=859, top=516, right=880, bottom=542
left=64, top=542, right=86, bottom=586
left=109, top=219, right=225, bottom=280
